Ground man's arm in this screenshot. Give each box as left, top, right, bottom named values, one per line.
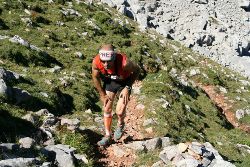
left=92, top=62, right=106, bottom=98
left=123, top=59, right=140, bottom=87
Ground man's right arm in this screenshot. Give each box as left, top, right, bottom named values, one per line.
left=92, top=62, right=106, bottom=100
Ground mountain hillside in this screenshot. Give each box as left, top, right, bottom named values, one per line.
left=0, top=0, right=250, bottom=166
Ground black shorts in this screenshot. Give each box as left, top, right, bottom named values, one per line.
left=103, top=78, right=131, bottom=94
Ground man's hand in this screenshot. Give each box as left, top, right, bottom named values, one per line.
left=119, top=87, right=130, bottom=104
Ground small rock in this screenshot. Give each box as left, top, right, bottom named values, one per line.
left=49, top=66, right=62, bottom=73
left=209, top=159, right=236, bottom=167
left=236, top=109, right=245, bottom=120
left=74, top=154, right=89, bottom=164
left=112, top=145, right=126, bottom=158
left=0, top=143, right=19, bottom=151
left=135, top=104, right=145, bottom=110
left=94, top=116, right=103, bottom=123
left=22, top=113, right=38, bottom=125
left=160, top=145, right=179, bottom=162
left=0, top=158, right=40, bottom=167
left=143, top=118, right=155, bottom=126
left=35, top=109, right=49, bottom=116
left=178, top=143, right=188, bottom=153
left=219, top=87, right=227, bottom=94
left=75, top=52, right=84, bottom=59
left=124, top=141, right=145, bottom=151
left=61, top=118, right=80, bottom=131
left=161, top=137, right=171, bottom=148
left=40, top=92, right=49, bottom=97
left=19, top=137, right=35, bottom=149
left=144, top=138, right=162, bottom=151
left=145, top=127, right=153, bottom=133
left=85, top=109, right=92, bottom=114
left=190, top=68, right=200, bottom=77
left=175, top=158, right=200, bottom=167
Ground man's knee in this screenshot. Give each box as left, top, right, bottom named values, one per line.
left=116, top=111, right=126, bottom=118
left=104, top=112, right=113, bottom=118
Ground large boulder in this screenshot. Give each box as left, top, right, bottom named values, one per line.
left=0, top=158, right=40, bottom=167
left=42, top=144, right=76, bottom=167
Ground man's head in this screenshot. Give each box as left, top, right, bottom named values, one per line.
left=99, top=44, right=116, bottom=69
left=99, top=44, right=116, bottom=61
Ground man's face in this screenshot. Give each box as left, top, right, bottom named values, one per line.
left=101, top=59, right=114, bottom=70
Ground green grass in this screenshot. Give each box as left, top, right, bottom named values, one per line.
left=0, top=0, right=250, bottom=166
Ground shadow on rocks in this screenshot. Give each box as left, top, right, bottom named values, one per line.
left=0, top=109, right=38, bottom=142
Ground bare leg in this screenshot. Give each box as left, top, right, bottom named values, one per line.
left=116, top=90, right=129, bottom=125
left=103, top=91, right=116, bottom=136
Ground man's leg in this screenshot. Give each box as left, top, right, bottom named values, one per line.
left=114, top=89, right=129, bottom=140
left=98, top=91, right=115, bottom=146
left=103, top=91, right=116, bottom=136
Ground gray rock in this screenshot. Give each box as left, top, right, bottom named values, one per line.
left=0, top=143, right=19, bottom=151
left=22, top=113, right=38, bottom=125
left=159, top=145, right=179, bottom=162
left=238, top=0, right=250, bottom=10
left=0, top=35, right=9, bottom=40
left=75, top=51, right=84, bottom=59
left=189, top=143, right=204, bottom=155
left=43, top=138, right=55, bottom=146
left=144, top=138, right=162, bottom=151
left=209, top=159, right=236, bottom=167
left=43, top=114, right=57, bottom=127
left=43, top=144, right=76, bottom=167
left=106, top=0, right=250, bottom=78
left=94, top=116, right=103, bottom=123
left=143, top=118, right=156, bottom=126
left=236, top=144, right=250, bottom=154
left=74, top=154, right=89, bottom=164
left=161, top=137, right=171, bottom=148
left=124, top=141, right=146, bottom=151
left=40, top=162, right=52, bottom=167
left=19, top=137, right=35, bottom=149
left=189, top=68, right=201, bottom=76
left=49, top=65, right=62, bottom=73
left=35, top=109, right=49, bottom=116
left=0, top=68, right=21, bottom=81
left=219, top=87, right=227, bottom=94
left=0, top=79, right=8, bottom=96
left=40, top=92, right=49, bottom=97
left=175, top=158, right=200, bottom=167
left=202, top=157, right=213, bottom=167
left=135, top=104, right=145, bottom=110
left=0, top=158, right=40, bottom=167
left=61, top=8, right=82, bottom=17
left=9, top=35, right=29, bottom=47
left=61, top=118, right=80, bottom=130
left=101, top=0, right=116, bottom=7
left=204, top=142, right=223, bottom=160
left=235, top=109, right=245, bottom=120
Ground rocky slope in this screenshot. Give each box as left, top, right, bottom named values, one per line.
left=101, top=0, right=250, bottom=78
left=0, top=0, right=250, bottom=166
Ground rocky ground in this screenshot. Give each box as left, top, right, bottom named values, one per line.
left=100, top=0, right=250, bottom=78
left=0, top=82, right=239, bottom=167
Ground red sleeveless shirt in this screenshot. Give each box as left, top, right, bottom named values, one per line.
left=93, top=53, right=131, bottom=80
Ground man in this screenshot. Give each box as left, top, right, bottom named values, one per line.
left=92, top=44, right=140, bottom=146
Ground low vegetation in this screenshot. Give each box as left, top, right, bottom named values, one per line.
left=0, top=0, right=249, bottom=166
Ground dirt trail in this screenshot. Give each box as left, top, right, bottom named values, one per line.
left=199, top=84, right=250, bottom=133
left=97, top=83, right=154, bottom=166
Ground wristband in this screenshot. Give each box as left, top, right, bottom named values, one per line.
left=125, top=85, right=132, bottom=90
